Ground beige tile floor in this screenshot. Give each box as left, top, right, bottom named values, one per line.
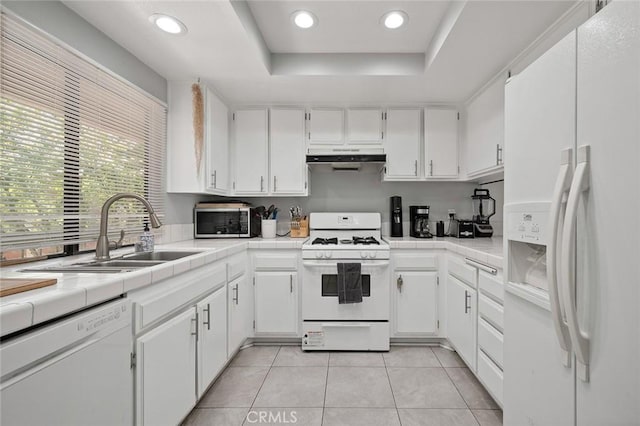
left=183, top=346, right=503, bottom=426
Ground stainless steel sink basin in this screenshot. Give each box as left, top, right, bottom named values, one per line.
left=20, top=251, right=202, bottom=274
left=121, top=251, right=202, bottom=261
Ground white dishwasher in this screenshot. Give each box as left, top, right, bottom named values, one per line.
left=1, top=298, right=133, bottom=426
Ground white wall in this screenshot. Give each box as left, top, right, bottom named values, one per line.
left=246, top=170, right=504, bottom=236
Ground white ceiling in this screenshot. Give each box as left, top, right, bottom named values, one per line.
left=63, top=0, right=578, bottom=105
left=248, top=1, right=451, bottom=53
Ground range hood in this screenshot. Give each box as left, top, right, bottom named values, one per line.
left=306, top=148, right=386, bottom=171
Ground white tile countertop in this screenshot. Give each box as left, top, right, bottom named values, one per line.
left=0, top=237, right=306, bottom=337
left=0, top=236, right=501, bottom=337
left=384, top=236, right=503, bottom=269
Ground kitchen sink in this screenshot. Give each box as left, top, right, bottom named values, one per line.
left=20, top=251, right=202, bottom=274
left=121, top=251, right=202, bottom=261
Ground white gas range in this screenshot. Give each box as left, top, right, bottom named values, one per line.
left=301, top=213, right=390, bottom=351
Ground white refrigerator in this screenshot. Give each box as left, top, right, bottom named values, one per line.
left=503, top=2, right=639, bottom=425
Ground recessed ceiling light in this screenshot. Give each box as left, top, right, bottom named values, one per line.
left=292, top=10, right=317, bottom=29
left=381, top=11, right=408, bottom=30
left=149, top=13, right=187, bottom=35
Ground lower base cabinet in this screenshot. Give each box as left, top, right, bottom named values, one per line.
left=136, top=308, right=197, bottom=426
left=447, top=275, right=477, bottom=370
left=254, top=271, right=298, bottom=334
left=394, top=271, right=439, bottom=335
left=228, top=274, right=253, bottom=357
left=197, top=286, right=227, bottom=398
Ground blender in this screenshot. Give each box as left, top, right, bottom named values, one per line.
left=471, top=188, right=495, bottom=237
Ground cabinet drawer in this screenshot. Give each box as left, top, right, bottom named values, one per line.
left=227, top=254, right=247, bottom=281
left=254, top=253, right=298, bottom=271
left=478, top=318, right=503, bottom=369
left=135, top=264, right=226, bottom=332
left=479, top=270, right=504, bottom=303
left=394, top=253, right=438, bottom=270
left=479, top=293, right=504, bottom=331
left=448, top=257, right=476, bottom=287
left=478, top=349, right=503, bottom=407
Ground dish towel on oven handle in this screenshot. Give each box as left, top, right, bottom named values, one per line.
left=337, top=263, right=363, bottom=304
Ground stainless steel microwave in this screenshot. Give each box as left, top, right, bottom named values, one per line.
left=194, top=208, right=260, bottom=238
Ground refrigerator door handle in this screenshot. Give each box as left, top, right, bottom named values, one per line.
left=560, top=144, right=591, bottom=382
left=548, top=147, right=574, bottom=368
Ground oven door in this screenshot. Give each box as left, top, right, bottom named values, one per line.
left=302, top=259, right=390, bottom=321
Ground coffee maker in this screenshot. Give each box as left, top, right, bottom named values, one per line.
left=390, top=196, right=403, bottom=237
left=471, top=188, right=496, bottom=237
left=410, top=206, right=433, bottom=238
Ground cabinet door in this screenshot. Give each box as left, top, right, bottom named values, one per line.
left=255, top=272, right=298, bottom=334
left=347, top=108, right=383, bottom=144
left=167, top=81, right=205, bottom=193
left=228, top=275, right=252, bottom=356
left=308, top=108, right=344, bottom=145
left=233, top=109, right=268, bottom=193
left=136, top=308, right=197, bottom=426
left=206, top=89, right=229, bottom=194
left=197, top=287, right=227, bottom=398
left=465, top=79, right=505, bottom=175
left=394, top=271, right=438, bottom=335
left=425, top=108, right=459, bottom=177
left=446, top=275, right=477, bottom=370
left=384, top=109, right=421, bottom=178
left=270, top=108, right=307, bottom=194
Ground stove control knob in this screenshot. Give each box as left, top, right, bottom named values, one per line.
left=324, top=251, right=332, bottom=259
left=360, top=251, right=369, bottom=259
left=315, top=252, right=323, bottom=259
left=369, top=251, right=377, bottom=259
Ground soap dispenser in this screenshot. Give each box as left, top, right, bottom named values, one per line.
left=140, top=222, right=154, bottom=252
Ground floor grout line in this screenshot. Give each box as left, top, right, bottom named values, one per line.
left=443, top=366, right=472, bottom=410
left=321, top=360, right=330, bottom=426
left=247, top=346, right=281, bottom=411
left=382, top=351, right=403, bottom=426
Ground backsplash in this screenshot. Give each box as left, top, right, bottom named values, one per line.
left=153, top=223, right=194, bottom=244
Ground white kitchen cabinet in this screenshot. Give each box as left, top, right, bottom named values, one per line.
left=347, top=108, right=383, bottom=144
left=425, top=108, right=459, bottom=178
left=254, top=272, right=298, bottom=334
left=465, top=78, right=505, bottom=178
left=136, top=308, right=197, bottom=426
left=206, top=88, right=229, bottom=194
left=227, top=274, right=253, bottom=357
left=308, top=108, right=344, bottom=145
left=233, top=108, right=268, bottom=194
left=167, top=81, right=230, bottom=194
left=270, top=108, right=308, bottom=195
left=394, top=271, right=438, bottom=335
left=383, top=108, right=422, bottom=179
left=197, top=286, right=227, bottom=398
left=447, top=275, right=477, bottom=370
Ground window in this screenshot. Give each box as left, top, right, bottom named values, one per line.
left=0, top=13, right=166, bottom=261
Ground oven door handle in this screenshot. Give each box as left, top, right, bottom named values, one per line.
left=321, top=323, right=371, bottom=328
left=302, top=261, right=389, bottom=268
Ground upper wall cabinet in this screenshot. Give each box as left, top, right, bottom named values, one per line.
left=383, top=108, right=422, bottom=180
left=465, top=78, right=505, bottom=178
left=232, top=109, right=269, bottom=194
left=424, top=108, right=459, bottom=178
left=346, top=108, right=383, bottom=145
left=231, top=108, right=308, bottom=197
left=270, top=108, right=308, bottom=195
left=206, top=89, right=229, bottom=195
left=167, top=81, right=230, bottom=194
left=308, top=108, right=344, bottom=145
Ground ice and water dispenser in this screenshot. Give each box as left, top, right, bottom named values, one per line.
left=505, top=203, right=551, bottom=294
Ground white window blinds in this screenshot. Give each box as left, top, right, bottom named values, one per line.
left=0, top=13, right=166, bottom=252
